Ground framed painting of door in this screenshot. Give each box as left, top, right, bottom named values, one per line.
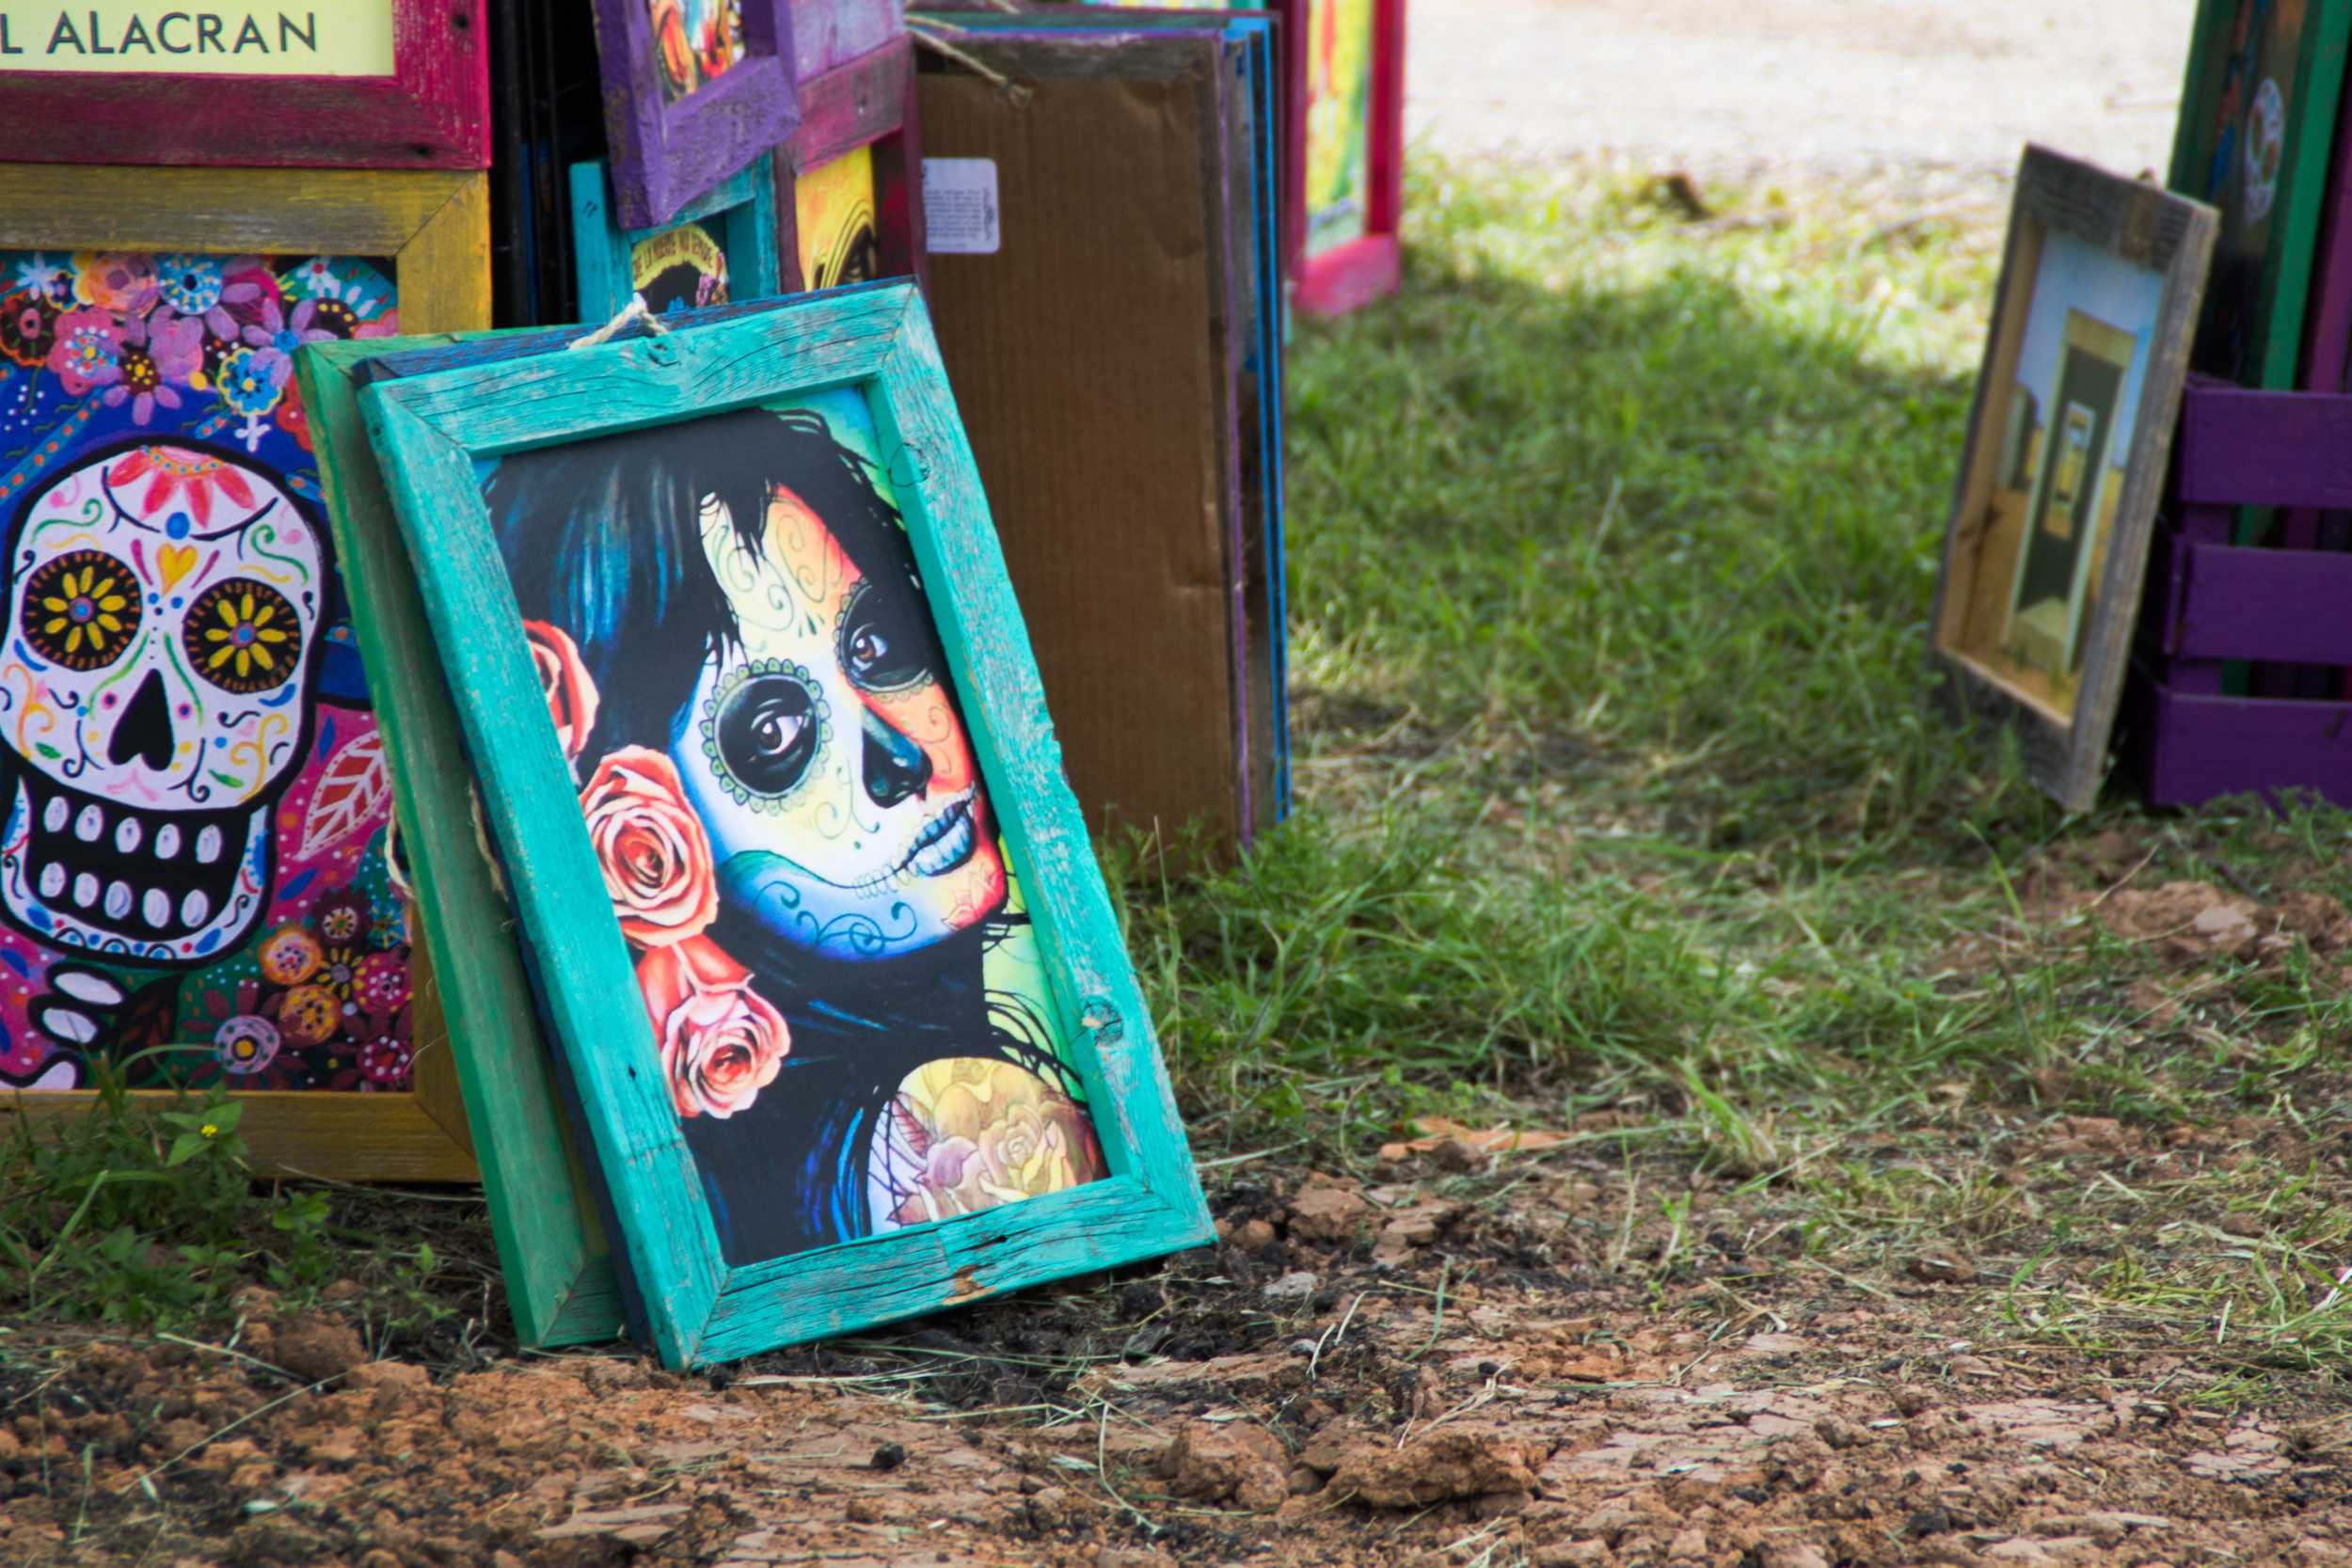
left=0, top=0, right=490, bottom=169
left=0, top=164, right=492, bottom=1180
left=1929, top=147, right=2216, bottom=810
left=571, top=153, right=783, bottom=320
left=590, top=0, right=802, bottom=229
left=776, top=36, right=925, bottom=293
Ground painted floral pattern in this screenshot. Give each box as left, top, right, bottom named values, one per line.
left=0, top=250, right=410, bottom=1095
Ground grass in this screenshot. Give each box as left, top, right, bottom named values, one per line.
left=9, top=154, right=2352, bottom=1402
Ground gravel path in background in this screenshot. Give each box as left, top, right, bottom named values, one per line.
left=1409, top=0, right=2198, bottom=182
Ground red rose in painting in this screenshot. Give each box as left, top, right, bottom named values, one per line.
left=638, top=936, right=788, bottom=1119
left=524, top=619, right=601, bottom=767
left=580, top=746, right=718, bottom=948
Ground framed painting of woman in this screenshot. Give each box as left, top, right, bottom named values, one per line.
left=591, top=0, right=803, bottom=229
left=0, top=162, right=491, bottom=1179
left=357, top=285, right=1209, bottom=1364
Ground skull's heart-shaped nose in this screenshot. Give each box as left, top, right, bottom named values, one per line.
left=108, top=671, right=175, bottom=773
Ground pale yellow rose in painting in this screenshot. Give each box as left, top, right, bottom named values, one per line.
left=889, top=1057, right=1106, bottom=1227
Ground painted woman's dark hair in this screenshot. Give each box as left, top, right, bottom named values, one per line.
left=482, top=407, right=1079, bottom=1262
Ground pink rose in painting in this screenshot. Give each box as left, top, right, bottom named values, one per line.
left=525, top=620, right=601, bottom=767
left=638, top=936, right=788, bottom=1119
left=46, top=308, right=122, bottom=396
left=580, top=746, right=717, bottom=948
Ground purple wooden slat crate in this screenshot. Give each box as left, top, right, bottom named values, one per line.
left=2127, top=375, right=2352, bottom=807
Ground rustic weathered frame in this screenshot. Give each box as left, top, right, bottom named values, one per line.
left=591, top=0, right=801, bottom=229
left=296, top=330, right=624, bottom=1346
left=358, top=287, right=1211, bottom=1366
left=0, top=164, right=493, bottom=1180
left=1929, top=146, right=2217, bottom=812
left=774, top=35, right=926, bottom=293
left=0, top=0, right=490, bottom=169
left=569, top=152, right=783, bottom=320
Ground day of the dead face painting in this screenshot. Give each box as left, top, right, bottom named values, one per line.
left=484, top=390, right=1107, bottom=1264
left=0, top=251, right=412, bottom=1094
left=650, top=0, right=748, bottom=103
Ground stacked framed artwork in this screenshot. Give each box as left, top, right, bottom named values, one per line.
left=777, top=33, right=924, bottom=293
left=586, top=0, right=803, bottom=230
left=0, top=7, right=496, bottom=1175
left=293, top=288, right=1208, bottom=1364
left=572, top=153, right=784, bottom=318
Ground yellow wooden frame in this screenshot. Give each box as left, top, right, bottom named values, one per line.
left=0, top=165, right=490, bottom=1181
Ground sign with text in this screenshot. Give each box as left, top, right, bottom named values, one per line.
left=0, top=5, right=394, bottom=74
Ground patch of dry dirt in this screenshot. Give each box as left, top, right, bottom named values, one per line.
left=11, top=1154, right=2352, bottom=1568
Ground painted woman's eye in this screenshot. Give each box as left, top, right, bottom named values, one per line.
left=716, top=673, right=819, bottom=797
left=21, top=549, right=141, bottom=671
left=840, top=582, right=930, bottom=691
left=184, top=577, right=299, bottom=694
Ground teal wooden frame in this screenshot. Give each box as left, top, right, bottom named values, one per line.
left=297, top=333, right=625, bottom=1349
left=354, top=286, right=1211, bottom=1367
left=569, top=153, right=784, bottom=322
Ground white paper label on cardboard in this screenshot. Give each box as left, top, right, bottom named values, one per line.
left=923, top=158, right=1001, bottom=255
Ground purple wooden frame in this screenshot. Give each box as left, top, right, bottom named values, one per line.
left=774, top=37, right=928, bottom=293
left=592, top=0, right=802, bottom=230
left=2127, top=376, right=2352, bottom=808
left=0, top=0, right=488, bottom=168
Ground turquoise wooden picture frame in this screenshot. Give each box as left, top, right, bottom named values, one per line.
left=355, top=285, right=1211, bottom=1367
left=296, top=332, right=627, bottom=1350
left=569, top=153, right=784, bottom=322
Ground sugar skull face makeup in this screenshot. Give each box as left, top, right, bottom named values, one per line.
left=670, top=483, right=1007, bottom=961
left=0, top=442, right=326, bottom=962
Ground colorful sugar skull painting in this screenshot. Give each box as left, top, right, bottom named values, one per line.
left=0, top=251, right=410, bottom=1094
left=483, top=387, right=1106, bottom=1261
left=651, top=0, right=749, bottom=102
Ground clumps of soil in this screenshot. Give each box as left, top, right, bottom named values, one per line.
left=15, top=1162, right=2352, bottom=1567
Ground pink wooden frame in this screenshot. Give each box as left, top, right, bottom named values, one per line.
left=1295, top=0, right=1404, bottom=316
left=0, top=0, right=489, bottom=168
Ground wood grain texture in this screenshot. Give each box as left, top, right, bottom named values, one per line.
left=0, top=0, right=490, bottom=169
left=0, top=165, right=490, bottom=260
left=0, top=1088, right=482, bottom=1180
left=0, top=164, right=493, bottom=1183
left=570, top=153, right=783, bottom=322
left=591, top=0, right=803, bottom=229
left=785, top=34, right=912, bottom=175
left=1926, top=145, right=2217, bottom=813
left=793, top=0, right=904, bottom=83
left=360, top=288, right=1208, bottom=1366
left=298, top=333, right=622, bottom=1346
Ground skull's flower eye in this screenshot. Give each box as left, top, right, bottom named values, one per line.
left=21, top=548, right=141, bottom=672
left=184, top=576, right=301, bottom=694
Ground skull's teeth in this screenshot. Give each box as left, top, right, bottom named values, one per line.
left=153, top=822, right=180, bottom=860
left=72, top=803, right=102, bottom=843
left=42, top=795, right=66, bottom=833
left=142, top=887, right=170, bottom=927
left=38, top=863, right=61, bottom=899
left=71, top=872, right=95, bottom=909
left=114, top=817, right=141, bottom=855
left=181, top=888, right=210, bottom=927
left=103, top=880, right=130, bottom=921
left=195, top=825, right=223, bottom=864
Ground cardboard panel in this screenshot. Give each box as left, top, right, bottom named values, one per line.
left=919, top=56, right=1246, bottom=849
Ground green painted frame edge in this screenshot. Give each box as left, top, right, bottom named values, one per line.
left=2168, top=1, right=2352, bottom=389
left=296, top=334, right=625, bottom=1350
left=355, top=286, right=1213, bottom=1368
left=568, top=153, right=785, bottom=324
